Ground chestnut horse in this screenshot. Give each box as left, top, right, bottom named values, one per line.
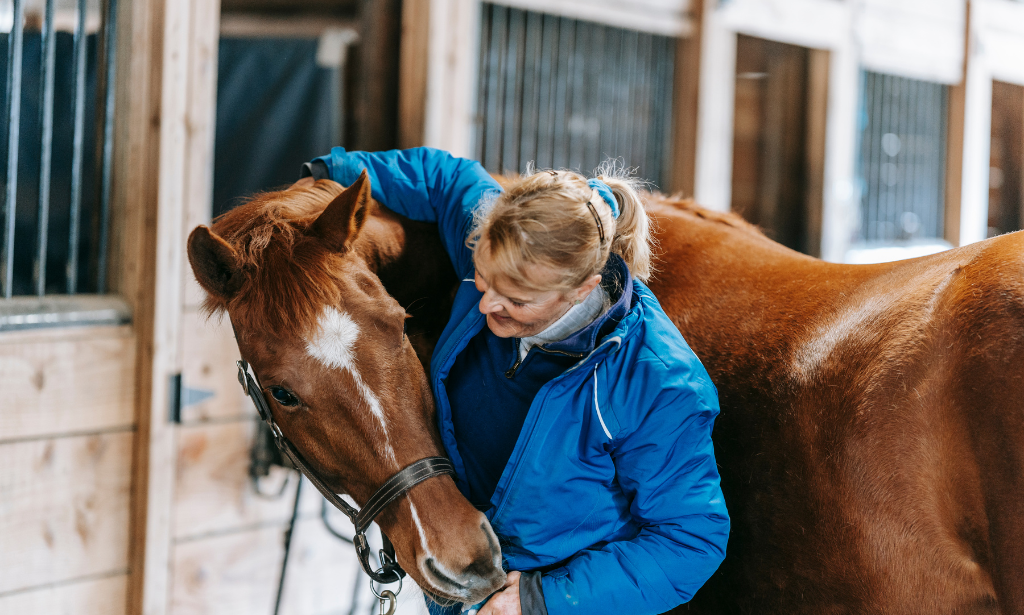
left=648, top=201, right=1024, bottom=615
left=188, top=175, right=1024, bottom=614
left=187, top=174, right=503, bottom=606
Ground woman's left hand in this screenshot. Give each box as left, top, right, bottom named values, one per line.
left=479, top=571, right=521, bottom=615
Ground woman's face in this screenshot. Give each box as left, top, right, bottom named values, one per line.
left=473, top=257, right=572, bottom=339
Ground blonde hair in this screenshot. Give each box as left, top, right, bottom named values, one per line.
left=469, top=161, right=654, bottom=293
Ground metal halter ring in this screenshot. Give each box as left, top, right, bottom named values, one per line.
left=370, top=570, right=403, bottom=599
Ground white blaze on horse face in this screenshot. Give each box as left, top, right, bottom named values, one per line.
left=305, top=307, right=396, bottom=464
left=409, top=502, right=463, bottom=596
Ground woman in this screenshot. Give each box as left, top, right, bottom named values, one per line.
left=300, top=148, right=729, bottom=615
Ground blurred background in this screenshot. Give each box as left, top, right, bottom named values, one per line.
left=1, top=0, right=1023, bottom=614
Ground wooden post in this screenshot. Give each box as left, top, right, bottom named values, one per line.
left=804, top=48, right=829, bottom=258
left=958, top=2, right=993, bottom=246
left=399, top=0, right=481, bottom=156
left=112, top=0, right=220, bottom=612
left=668, top=0, right=702, bottom=197
left=818, top=38, right=859, bottom=262
left=693, top=2, right=736, bottom=212
left=355, top=0, right=402, bottom=151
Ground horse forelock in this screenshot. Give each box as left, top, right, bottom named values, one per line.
left=202, top=180, right=354, bottom=341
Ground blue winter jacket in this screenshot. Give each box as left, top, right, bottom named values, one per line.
left=308, top=147, right=730, bottom=615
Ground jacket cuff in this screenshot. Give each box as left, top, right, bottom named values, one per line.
left=299, top=158, right=330, bottom=181
left=519, top=571, right=548, bottom=615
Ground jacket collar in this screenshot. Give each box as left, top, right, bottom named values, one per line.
left=542, top=253, right=635, bottom=356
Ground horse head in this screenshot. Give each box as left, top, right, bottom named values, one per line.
left=186, top=172, right=505, bottom=604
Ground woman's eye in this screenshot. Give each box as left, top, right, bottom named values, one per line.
left=511, top=300, right=527, bottom=308
left=269, top=386, right=299, bottom=407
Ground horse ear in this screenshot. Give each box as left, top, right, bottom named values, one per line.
left=187, top=225, right=244, bottom=300
left=309, top=169, right=372, bottom=252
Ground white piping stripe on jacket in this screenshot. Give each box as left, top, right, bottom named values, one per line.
left=592, top=367, right=613, bottom=440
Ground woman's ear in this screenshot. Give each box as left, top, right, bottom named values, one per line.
left=572, top=274, right=602, bottom=303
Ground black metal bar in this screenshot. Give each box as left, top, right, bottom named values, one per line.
left=3, top=0, right=25, bottom=299
left=96, top=0, right=118, bottom=293
left=273, top=476, right=303, bottom=615
left=67, top=0, right=89, bottom=294
left=35, top=0, right=56, bottom=297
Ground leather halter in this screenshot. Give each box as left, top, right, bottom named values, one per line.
left=236, top=358, right=455, bottom=584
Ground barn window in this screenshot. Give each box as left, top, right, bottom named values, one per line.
left=855, top=71, right=949, bottom=244
left=474, top=4, right=676, bottom=187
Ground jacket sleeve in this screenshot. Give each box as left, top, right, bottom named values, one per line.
left=311, top=146, right=501, bottom=279
left=538, top=382, right=730, bottom=615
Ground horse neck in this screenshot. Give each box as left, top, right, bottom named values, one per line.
left=354, top=205, right=459, bottom=366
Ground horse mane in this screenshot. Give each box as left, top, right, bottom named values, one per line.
left=202, top=180, right=350, bottom=341
left=648, top=193, right=766, bottom=235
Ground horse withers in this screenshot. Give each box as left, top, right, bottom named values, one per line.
left=187, top=173, right=503, bottom=605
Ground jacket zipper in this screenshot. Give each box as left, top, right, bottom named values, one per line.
left=491, top=336, right=622, bottom=521
left=504, top=339, right=524, bottom=378
left=504, top=343, right=587, bottom=378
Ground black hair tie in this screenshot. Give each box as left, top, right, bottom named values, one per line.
left=585, top=200, right=606, bottom=244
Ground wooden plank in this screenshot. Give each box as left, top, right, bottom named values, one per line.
left=174, top=420, right=322, bottom=539
left=489, top=0, right=693, bottom=36
left=804, top=48, right=829, bottom=258
left=353, top=0, right=402, bottom=151
left=170, top=520, right=425, bottom=615
left=398, top=0, right=430, bottom=148
left=667, top=0, right=702, bottom=196
left=855, top=0, right=966, bottom=84
left=693, top=4, right=737, bottom=212
left=0, top=432, right=133, bottom=594
left=0, top=573, right=128, bottom=615
left=716, top=0, right=850, bottom=51
left=819, top=38, right=860, bottom=262
left=0, top=326, right=135, bottom=442
left=958, top=26, right=994, bottom=246
left=422, top=0, right=483, bottom=158
left=179, top=309, right=251, bottom=424
left=974, top=0, right=1024, bottom=87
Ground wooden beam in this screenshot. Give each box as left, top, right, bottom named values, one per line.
left=0, top=325, right=135, bottom=442
left=398, top=0, right=481, bottom=156
left=804, top=48, right=829, bottom=258
left=855, top=0, right=966, bottom=84
left=0, top=573, right=128, bottom=615
left=717, top=0, right=849, bottom=51
left=667, top=0, right=701, bottom=197
left=958, top=1, right=993, bottom=246
left=398, top=0, right=430, bottom=148
left=485, top=0, right=693, bottom=37
left=818, top=38, right=859, bottom=262
left=692, top=0, right=736, bottom=212
left=353, top=0, right=403, bottom=151
left=0, top=433, right=133, bottom=595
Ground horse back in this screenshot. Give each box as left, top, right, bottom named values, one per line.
left=647, top=197, right=1024, bottom=614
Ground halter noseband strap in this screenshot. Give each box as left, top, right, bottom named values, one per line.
left=236, top=358, right=455, bottom=585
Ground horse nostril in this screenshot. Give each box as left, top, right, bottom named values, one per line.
left=425, top=557, right=466, bottom=591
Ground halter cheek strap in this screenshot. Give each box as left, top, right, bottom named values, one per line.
left=235, top=357, right=455, bottom=585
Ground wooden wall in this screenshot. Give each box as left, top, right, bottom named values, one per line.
left=0, top=326, right=136, bottom=614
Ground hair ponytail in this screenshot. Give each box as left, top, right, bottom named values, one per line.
left=596, top=167, right=654, bottom=282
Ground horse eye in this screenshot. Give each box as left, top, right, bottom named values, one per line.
left=269, top=386, right=299, bottom=407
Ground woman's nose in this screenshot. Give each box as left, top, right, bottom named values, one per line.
left=478, top=291, right=504, bottom=314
